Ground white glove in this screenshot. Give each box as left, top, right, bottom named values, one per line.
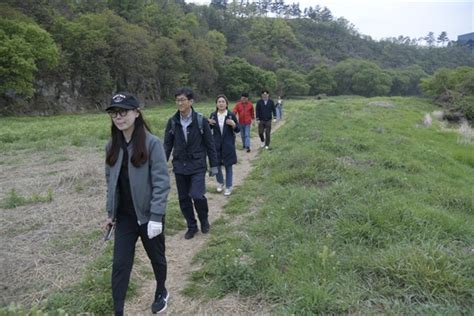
left=147, top=221, right=162, bottom=239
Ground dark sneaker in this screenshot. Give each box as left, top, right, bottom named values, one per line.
left=184, top=227, right=198, bottom=239
left=246, top=147, right=251, bottom=152
left=201, top=220, right=210, bottom=234
left=151, top=289, right=169, bottom=314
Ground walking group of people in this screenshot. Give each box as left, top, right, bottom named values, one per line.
left=103, top=88, right=282, bottom=315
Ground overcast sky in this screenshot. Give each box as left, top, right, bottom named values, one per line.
left=188, top=0, right=473, bottom=41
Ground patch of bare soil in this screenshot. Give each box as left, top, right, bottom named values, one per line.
left=0, top=120, right=284, bottom=314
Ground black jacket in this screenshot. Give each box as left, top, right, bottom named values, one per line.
left=256, top=98, right=276, bottom=121
left=164, top=110, right=218, bottom=175
left=209, top=110, right=240, bottom=166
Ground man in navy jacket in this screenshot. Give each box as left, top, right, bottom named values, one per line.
left=164, top=87, right=218, bottom=239
left=255, top=89, right=276, bottom=149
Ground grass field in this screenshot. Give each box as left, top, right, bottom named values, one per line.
left=186, top=96, right=474, bottom=314
left=1, top=97, right=473, bottom=314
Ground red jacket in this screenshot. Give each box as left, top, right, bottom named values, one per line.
left=232, top=101, right=255, bottom=125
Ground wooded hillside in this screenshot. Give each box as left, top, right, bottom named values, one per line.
left=1, top=0, right=472, bottom=114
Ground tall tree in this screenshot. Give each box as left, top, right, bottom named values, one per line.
left=210, top=0, right=228, bottom=11
left=437, top=31, right=449, bottom=47
left=270, top=0, right=287, bottom=16
left=319, top=6, right=333, bottom=22
left=276, top=68, right=309, bottom=95
left=306, top=64, right=336, bottom=95
left=0, top=10, right=58, bottom=97
left=424, top=31, right=436, bottom=47
left=287, top=2, right=301, bottom=18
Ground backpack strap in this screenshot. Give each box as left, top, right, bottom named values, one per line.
left=169, top=112, right=204, bottom=135
left=169, top=118, right=176, bottom=135
left=196, top=112, right=204, bottom=135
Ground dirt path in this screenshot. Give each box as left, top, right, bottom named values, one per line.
left=125, top=121, right=284, bottom=315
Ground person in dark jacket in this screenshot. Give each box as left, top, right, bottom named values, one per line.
left=164, top=87, right=218, bottom=240
left=208, top=94, right=240, bottom=196
left=104, top=92, right=170, bottom=315
left=255, top=89, right=276, bottom=149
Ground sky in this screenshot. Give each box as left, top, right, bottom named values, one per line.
left=187, top=0, right=473, bottom=41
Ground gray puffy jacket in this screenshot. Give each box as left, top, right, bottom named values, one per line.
left=105, top=133, right=170, bottom=224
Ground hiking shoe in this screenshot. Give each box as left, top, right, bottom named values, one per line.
left=151, top=289, right=169, bottom=314
left=265, top=146, right=269, bottom=150
left=260, top=142, right=265, bottom=148
left=216, top=182, right=223, bottom=193
left=224, top=187, right=232, bottom=196
left=246, top=147, right=251, bottom=153
left=201, top=220, right=210, bottom=234
left=184, top=227, right=198, bottom=240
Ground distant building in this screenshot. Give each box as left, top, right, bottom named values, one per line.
left=458, top=32, right=474, bottom=43
left=457, top=32, right=474, bottom=53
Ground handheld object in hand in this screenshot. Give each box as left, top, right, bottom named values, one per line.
left=104, top=224, right=115, bottom=241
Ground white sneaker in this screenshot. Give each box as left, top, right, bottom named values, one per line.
left=216, top=183, right=223, bottom=193
left=260, top=142, right=265, bottom=148
left=265, top=146, right=269, bottom=150
left=224, top=187, right=232, bottom=196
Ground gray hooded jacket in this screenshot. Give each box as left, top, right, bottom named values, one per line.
left=105, top=132, right=170, bottom=224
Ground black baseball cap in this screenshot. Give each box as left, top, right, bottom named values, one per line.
left=106, top=92, right=140, bottom=111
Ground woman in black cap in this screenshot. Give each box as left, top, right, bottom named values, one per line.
left=104, top=92, right=170, bottom=315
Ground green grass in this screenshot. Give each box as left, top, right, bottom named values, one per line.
left=0, top=101, right=218, bottom=314
left=0, top=103, right=217, bottom=154
left=1, top=97, right=472, bottom=314
left=188, top=96, right=474, bottom=314
left=1, top=188, right=53, bottom=209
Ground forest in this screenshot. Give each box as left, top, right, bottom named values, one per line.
left=1, top=0, right=473, bottom=115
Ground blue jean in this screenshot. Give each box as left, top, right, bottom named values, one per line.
left=276, top=106, right=283, bottom=120
left=240, top=124, right=251, bottom=149
left=216, top=164, right=233, bottom=189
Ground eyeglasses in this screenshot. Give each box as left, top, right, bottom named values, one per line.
left=175, top=98, right=189, bottom=103
left=107, top=109, right=130, bottom=118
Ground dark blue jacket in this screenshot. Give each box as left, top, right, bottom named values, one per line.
left=164, top=110, right=218, bottom=175
left=209, top=110, right=240, bottom=166
left=256, top=98, right=276, bottom=121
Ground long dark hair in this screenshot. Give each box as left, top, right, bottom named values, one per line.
left=106, top=110, right=151, bottom=167
left=215, top=94, right=229, bottom=110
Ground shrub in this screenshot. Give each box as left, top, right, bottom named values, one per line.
left=421, top=67, right=474, bottom=121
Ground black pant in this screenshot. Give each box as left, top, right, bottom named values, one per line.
left=112, top=212, right=166, bottom=313
left=175, top=172, right=209, bottom=229
left=258, top=120, right=272, bottom=146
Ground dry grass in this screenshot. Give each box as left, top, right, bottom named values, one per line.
left=457, top=120, right=473, bottom=145
left=423, top=113, right=432, bottom=126
left=0, top=148, right=105, bottom=306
